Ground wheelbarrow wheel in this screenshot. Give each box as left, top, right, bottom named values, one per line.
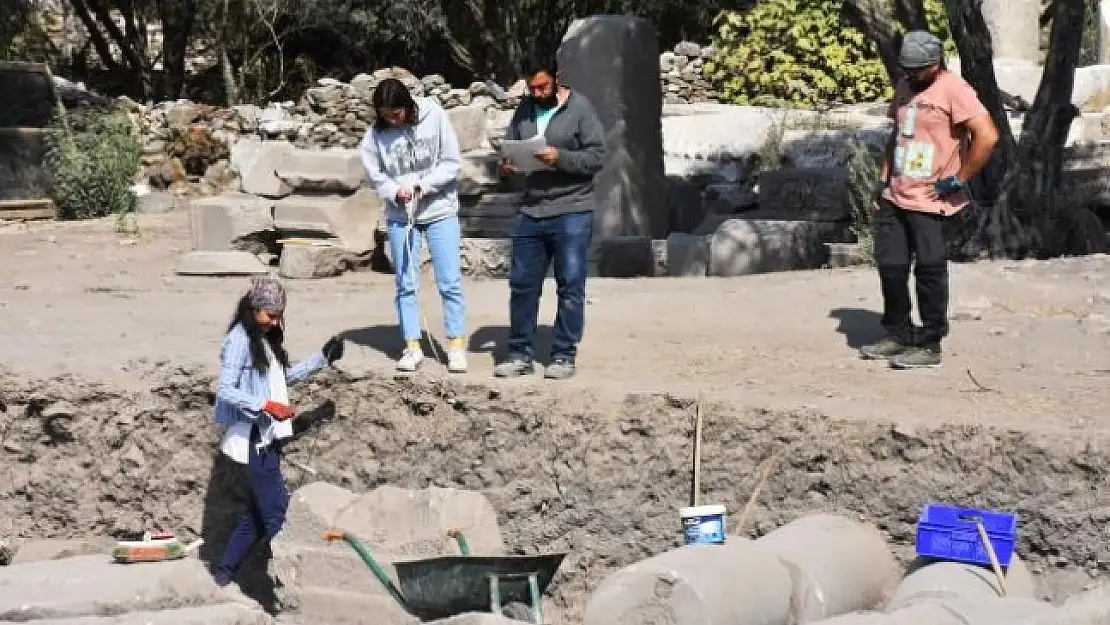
left=501, top=601, right=536, bottom=623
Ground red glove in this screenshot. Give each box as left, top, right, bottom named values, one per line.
left=263, top=401, right=294, bottom=421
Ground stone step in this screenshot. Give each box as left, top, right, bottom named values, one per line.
left=0, top=555, right=245, bottom=621
left=27, top=603, right=274, bottom=625
left=188, top=192, right=274, bottom=252
left=460, top=215, right=515, bottom=238
left=175, top=250, right=270, bottom=276
left=272, top=189, right=384, bottom=254
left=708, top=218, right=852, bottom=277
left=271, top=544, right=399, bottom=611
left=459, top=149, right=502, bottom=196
left=289, top=587, right=416, bottom=625
left=274, top=148, right=364, bottom=193
left=459, top=192, right=521, bottom=218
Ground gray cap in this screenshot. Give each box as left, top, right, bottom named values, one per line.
left=899, top=30, right=943, bottom=70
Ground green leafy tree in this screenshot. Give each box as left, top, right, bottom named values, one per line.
left=705, top=0, right=892, bottom=108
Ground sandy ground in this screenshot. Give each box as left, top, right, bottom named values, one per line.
left=1, top=211, right=1109, bottom=433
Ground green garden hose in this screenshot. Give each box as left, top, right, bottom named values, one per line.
left=323, top=528, right=409, bottom=609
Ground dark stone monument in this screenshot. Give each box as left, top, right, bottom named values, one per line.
left=0, top=62, right=55, bottom=203
left=557, top=16, right=668, bottom=239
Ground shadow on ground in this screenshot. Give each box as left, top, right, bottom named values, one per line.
left=469, top=325, right=554, bottom=364
left=828, top=307, right=884, bottom=349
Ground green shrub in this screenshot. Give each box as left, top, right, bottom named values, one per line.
left=46, top=104, right=141, bottom=221
left=704, top=0, right=892, bottom=108
left=704, top=0, right=955, bottom=109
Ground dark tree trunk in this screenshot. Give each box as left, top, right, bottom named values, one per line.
left=841, top=0, right=903, bottom=84
left=994, top=0, right=1086, bottom=257
left=160, top=0, right=196, bottom=100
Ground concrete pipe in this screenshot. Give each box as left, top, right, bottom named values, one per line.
left=752, top=513, right=899, bottom=621
left=811, top=597, right=1053, bottom=625
left=582, top=541, right=797, bottom=625
left=885, top=556, right=1036, bottom=611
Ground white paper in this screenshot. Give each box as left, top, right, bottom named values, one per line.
left=498, top=136, right=554, bottom=173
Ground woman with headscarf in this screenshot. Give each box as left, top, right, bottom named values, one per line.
left=211, top=277, right=344, bottom=587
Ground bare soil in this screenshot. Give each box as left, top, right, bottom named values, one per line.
left=1, top=212, right=1109, bottom=622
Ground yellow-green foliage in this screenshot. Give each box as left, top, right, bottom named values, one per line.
left=705, top=0, right=954, bottom=109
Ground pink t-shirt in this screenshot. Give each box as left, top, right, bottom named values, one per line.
left=881, top=71, right=988, bottom=215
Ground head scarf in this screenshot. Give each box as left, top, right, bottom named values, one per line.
left=899, top=31, right=943, bottom=70
left=247, top=277, right=286, bottom=312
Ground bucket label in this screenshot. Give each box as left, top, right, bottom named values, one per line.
left=682, top=514, right=725, bottom=545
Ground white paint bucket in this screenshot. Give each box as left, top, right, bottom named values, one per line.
left=681, top=504, right=727, bottom=545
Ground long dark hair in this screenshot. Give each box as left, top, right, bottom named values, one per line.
left=372, top=78, right=418, bottom=131
left=227, top=294, right=290, bottom=373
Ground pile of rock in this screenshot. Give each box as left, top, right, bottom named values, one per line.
left=660, top=41, right=719, bottom=104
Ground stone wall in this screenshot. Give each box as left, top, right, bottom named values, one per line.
left=131, top=43, right=720, bottom=158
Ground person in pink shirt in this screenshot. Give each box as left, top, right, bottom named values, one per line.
left=859, top=30, right=999, bottom=369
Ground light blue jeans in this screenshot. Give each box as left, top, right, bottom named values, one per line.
left=387, top=216, right=467, bottom=342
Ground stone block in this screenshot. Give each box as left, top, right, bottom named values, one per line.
left=459, top=192, right=520, bottom=238
left=272, top=189, right=384, bottom=253
left=0, top=62, right=54, bottom=128
left=274, top=148, right=364, bottom=193
left=651, top=238, right=667, bottom=275
left=10, top=538, right=114, bottom=565
left=757, top=166, right=852, bottom=221
left=234, top=140, right=295, bottom=198
left=666, top=232, right=710, bottom=277
left=286, top=587, right=416, bottom=625
left=175, top=251, right=270, bottom=276
left=334, top=486, right=505, bottom=559
left=26, top=604, right=275, bottom=625
left=707, top=219, right=849, bottom=277
left=279, top=240, right=354, bottom=279
left=779, top=129, right=888, bottom=169
left=459, top=238, right=513, bottom=278
left=188, top=192, right=275, bottom=252
left=666, top=176, right=707, bottom=233
left=0, top=127, right=50, bottom=201
left=826, top=242, right=868, bottom=268
left=704, top=182, right=757, bottom=214
left=0, top=555, right=241, bottom=620
left=447, top=105, right=489, bottom=152
left=558, top=16, right=668, bottom=239
left=136, top=190, right=181, bottom=214
left=459, top=149, right=501, bottom=196
left=595, top=236, right=655, bottom=277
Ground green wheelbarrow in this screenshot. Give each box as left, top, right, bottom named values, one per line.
left=323, top=527, right=565, bottom=623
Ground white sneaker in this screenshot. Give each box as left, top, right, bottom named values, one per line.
left=447, top=347, right=468, bottom=373
left=396, top=347, right=424, bottom=372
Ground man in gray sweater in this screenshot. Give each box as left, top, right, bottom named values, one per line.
left=494, top=61, right=607, bottom=380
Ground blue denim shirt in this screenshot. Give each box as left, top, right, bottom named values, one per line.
left=214, top=324, right=327, bottom=427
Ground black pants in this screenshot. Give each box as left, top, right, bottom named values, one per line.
left=873, top=200, right=950, bottom=350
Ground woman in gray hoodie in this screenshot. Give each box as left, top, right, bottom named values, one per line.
left=360, top=78, right=468, bottom=373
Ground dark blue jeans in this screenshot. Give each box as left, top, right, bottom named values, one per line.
left=508, top=210, right=593, bottom=363
left=215, top=424, right=287, bottom=583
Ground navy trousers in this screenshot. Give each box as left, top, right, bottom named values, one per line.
left=215, top=424, right=288, bottom=583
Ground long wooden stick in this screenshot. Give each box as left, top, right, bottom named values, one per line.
left=691, top=392, right=704, bottom=507
left=734, top=452, right=779, bottom=536
left=976, top=521, right=1008, bottom=596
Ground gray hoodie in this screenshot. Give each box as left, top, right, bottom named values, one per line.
left=359, top=97, right=461, bottom=225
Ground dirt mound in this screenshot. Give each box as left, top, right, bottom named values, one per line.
left=0, top=365, right=1105, bottom=622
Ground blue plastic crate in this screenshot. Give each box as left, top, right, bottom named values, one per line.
left=915, top=503, right=1018, bottom=568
